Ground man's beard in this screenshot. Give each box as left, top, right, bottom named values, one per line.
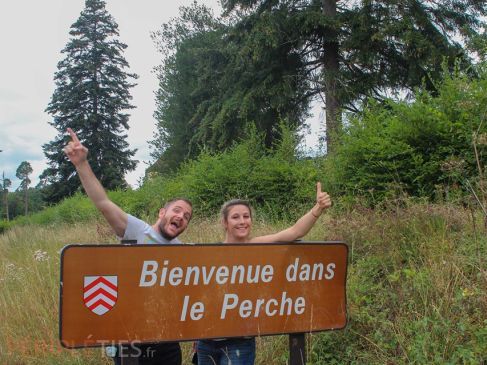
left=159, top=219, right=176, bottom=240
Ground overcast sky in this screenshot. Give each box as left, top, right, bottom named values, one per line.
left=0, top=0, right=322, bottom=191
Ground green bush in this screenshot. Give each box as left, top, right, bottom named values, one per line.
left=120, top=124, right=329, bottom=221
left=331, top=66, right=487, bottom=204
left=1, top=193, right=100, bottom=230
left=0, top=220, right=12, bottom=234
left=146, top=123, right=327, bottom=220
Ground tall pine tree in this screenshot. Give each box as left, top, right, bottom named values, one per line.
left=41, top=0, right=137, bottom=203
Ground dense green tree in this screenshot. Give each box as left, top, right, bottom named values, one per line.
left=15, top=161, right=33, bottom=215
left=150, top=2, right=311, bottom=172
left=223, top=0, right=486, bottom=152
left=152, top=0, right=486, bottom=164
left=41, top=0, right=137, bottom=203
left=150, top=3, right=224, bottom=172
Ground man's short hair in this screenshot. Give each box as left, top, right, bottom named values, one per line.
left=164, top=198, right=193, bottom=219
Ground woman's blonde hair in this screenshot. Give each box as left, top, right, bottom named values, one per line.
left=220, top=199, right=253, bottom=221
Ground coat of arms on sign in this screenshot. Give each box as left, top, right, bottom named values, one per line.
left=83, top=275, right=118, bottom=315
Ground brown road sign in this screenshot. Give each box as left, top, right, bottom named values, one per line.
left=60, top=242, right=348, bottom=348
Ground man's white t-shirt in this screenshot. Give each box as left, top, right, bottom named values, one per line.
left=122, top=214, right=182, bottom=244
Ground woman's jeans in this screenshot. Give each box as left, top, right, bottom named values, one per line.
left=197, top=338, right=255, bottom=365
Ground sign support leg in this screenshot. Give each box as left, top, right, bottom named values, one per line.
left=289, top=333, right=306, bottom=365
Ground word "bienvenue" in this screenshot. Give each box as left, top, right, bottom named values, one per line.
left=139, top=258, right=336, bottom=287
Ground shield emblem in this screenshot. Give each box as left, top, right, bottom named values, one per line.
left=83, top=275, right=118, bottom=315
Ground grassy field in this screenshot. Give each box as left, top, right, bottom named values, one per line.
left=0, top=203, right=485, bottom=364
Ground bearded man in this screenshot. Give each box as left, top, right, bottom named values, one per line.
left=64, top=128, right=192, bottom=365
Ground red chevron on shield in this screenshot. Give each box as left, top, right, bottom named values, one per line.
left=83, top=275, right=118, bottom=315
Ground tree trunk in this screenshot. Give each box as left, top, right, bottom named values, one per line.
left=24, top=186, right=28, bottom=216
left=322, top=0, right=340, bottom=154
left=2, top=172, right=9, bottom=221
left=4, top=190, right=8, bottom=221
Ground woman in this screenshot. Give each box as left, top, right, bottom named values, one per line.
left=196, top=182, right=332, bottom=365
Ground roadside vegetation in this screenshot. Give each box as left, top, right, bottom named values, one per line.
left=1, top=201, right=485, bottom=364
left=1, top=64, right=486, bottom=364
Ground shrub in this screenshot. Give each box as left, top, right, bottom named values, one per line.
left=331, top=66, right=487, bottom=204
left=0, top=220, right=12, bottom=234
left=148, top=123, right=328, bottom=220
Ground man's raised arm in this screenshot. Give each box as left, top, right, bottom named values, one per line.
left=63, top=128, right=128, bottom=237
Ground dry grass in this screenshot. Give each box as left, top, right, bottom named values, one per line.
left=0, top=212, right=329, bottom=365
left=0, top=223, right=116, bottom=365
left=1, top=204, right=485, bottom=364
left=308, top=202, right=486, bottom=364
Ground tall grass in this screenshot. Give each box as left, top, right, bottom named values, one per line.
left=0, top=223, right=116, bottom=365
left=308, top=202, right=486, bottom=364
left=1, top=202, right=485, bottom=364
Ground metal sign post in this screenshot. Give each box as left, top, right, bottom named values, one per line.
left=289, top=333, right=306, bottom=365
